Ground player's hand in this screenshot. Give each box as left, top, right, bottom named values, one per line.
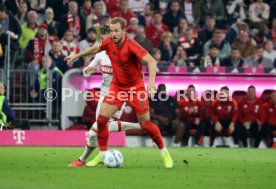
left=215, top=122, right=223, bottom=132
left=30, top=89, right=38, bottom=98
left=159, top=116, right=169, bottom=126
left=194, top=118, right=200, bottom=125
left=243, top=121, right=251, bottom=130
left=172, top=118, right=180, bottom=127
left=64, top=53, right=78, bottom=65
left=83, top=66, right=97, bottom=77
left=147, top=81, right=156, bottom=99
left=228, top=122, right=235, bottom=134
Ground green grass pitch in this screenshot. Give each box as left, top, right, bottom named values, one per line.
left=0, top=147, right=275, bottom=189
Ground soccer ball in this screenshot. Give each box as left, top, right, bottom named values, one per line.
left=103, top=149, right=124, bottom=168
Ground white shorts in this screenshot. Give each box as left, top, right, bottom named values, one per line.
left=95, top=86, right=126, bottom=120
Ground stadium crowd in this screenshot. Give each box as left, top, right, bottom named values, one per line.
left=0, top=0, right=275, bottom=147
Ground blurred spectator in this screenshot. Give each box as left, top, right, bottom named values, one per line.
left=138, top=3, right=154, bottom=27
left=180, top=0, right=201, bottom=27
left=172, top=45, right=188, bottom=66
left=162, top=0, right=184, bottom=32
left=49, top=40, right=69, bottom=74
left=151, top=48, right=162, bottom=71
left=58, top=1, right=86, bottom=41
left=266, top=17, right=276, bottom=49
left=225, top=21, right=249, bottom=44
left=179, top=28, right=202, bottom=66
left=0, top=82, right=14, bottom=127
left=150, top=0, right=169, bottom=14
left=4, top=0, right=31, bottom=16
left=30, top=0, right=46, bottom=23
left=260, top=90, right=276, bottom=147
left=210, top=86, right=240, bottom=147
left=42, top=8, right=58, bottom=36
left=251, top=30, right=267, bottom=46
left=150, top=84, right=183, bottom=145
left=203, top=30, right=231, bottom=60
left=134, top=26, right=154, bottom=54
left=203, top=44, right=221, bottom=67
left=113, top=0, right=135, bottom=24
left=173, top=18, right=188, bottom=43
left=86, top=1, right=105, bottom=31
left=199, top=0, right=226, bottom=28
left=226, top=0, right=247, bottom=25
left=25, top=23, right=58, bottom=82
left=178, top=85, right=206, bottom=146
left=15, top=1, right=28, bottom=25
left=221, top=47, right=246, bottom=67
left=79, top=0, right=93, bottom=23
left=102, top=0, right=120, bottom=17
left=61, top=30, right=80, bottom=56
left=61, top=30, right=81, bottom=67
left=19, top=11, right=37, bottom=50
left=79, top=27, right=97, bottom=66
left=158, top=31, right=177, bottom=61
left=145, top=11, right=169, bottom=47
left=129, top=0, right=149, bottom=14
left=270, top=0, right=276, bottom=24
left=0, top=5, right=22, bottom=68
left=264, top=40, right=276, bottom=61
left=198, top=16, right=216, bottom=45
left=246, top=44, right=274, bottom=68
left=238, top=85, right=263, bottom=147
left=30, top=56, right=63, bottom=102
left=46, top=0, right=68, bottom=21
left=126, top=17, right=139, bottom=38
left=249, top=0, right=270, bottom=30
left=232, top=30, right=255, bottom=58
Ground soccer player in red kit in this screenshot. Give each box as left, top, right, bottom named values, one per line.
left=65, top=17, right=173, bottom=168
left=210, top=86, right=240, bottom=147
left=178, top=85, right=206, bottom=146
left=238, top=86, right=263, bottom=147
left=260, top=90, right=276, bottom=147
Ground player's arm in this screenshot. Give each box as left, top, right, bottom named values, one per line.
left=65, top=44, right=101, bottom=65
left=141, top=54, right=157, bottom=97
left=83, top=53, right=101, bottom=77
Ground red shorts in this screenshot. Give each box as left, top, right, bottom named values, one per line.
left=103, top=84, right=150, bottom=115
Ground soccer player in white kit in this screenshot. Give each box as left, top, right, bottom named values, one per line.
left=68, top=25, right=141, bottom=167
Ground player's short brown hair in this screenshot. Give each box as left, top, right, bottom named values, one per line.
left=100, top=25, right=110, bottom=35
left=110, top=17, right=127, bottom=30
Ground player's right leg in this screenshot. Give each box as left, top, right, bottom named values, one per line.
left=68, top=88, right=106, bottom=167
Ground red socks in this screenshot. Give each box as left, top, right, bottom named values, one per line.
left=140, top=120, right=164, bottom=149
left=96, top=115, right=109, bottom=151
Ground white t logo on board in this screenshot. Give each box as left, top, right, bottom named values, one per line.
left=13, top=131, right=26, bottom=144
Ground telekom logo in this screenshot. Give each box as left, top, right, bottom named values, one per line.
left=13, top=131, right=26, bottom=144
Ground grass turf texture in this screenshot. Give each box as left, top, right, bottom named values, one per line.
left=0, top=147, right=275, bottom=189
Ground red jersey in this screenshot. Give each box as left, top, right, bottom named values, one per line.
left=178, top=99, right=202, bottom=125
left=211, top=99, right=238, bottom=123
left=238, top=97, right=263, bottom=124
left=201, top=99, right=213, bottom=121
left=145, top=22, right=169, bottom=47
left=261, top=101, right=276, bottom=126
left=112, top=10, right=135, bottom=24
left=99, top=36, right=148, bottom=90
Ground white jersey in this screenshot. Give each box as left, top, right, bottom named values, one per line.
left=85, top=50, right=113, bottom=88
left=83, top=51, right=125, bottom=119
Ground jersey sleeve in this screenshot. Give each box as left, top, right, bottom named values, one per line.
left=98, top=39, right=110, bottom=51
left=129, top=39, right=148, bottom=60
left=88, top=53, right=101, bottom=68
